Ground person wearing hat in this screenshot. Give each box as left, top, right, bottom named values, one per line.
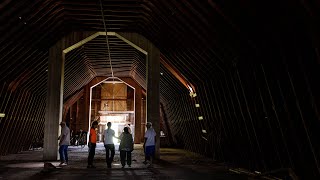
left=143, top=122, right=156, bottom=167
left=58, top=121, right=70, bottom=166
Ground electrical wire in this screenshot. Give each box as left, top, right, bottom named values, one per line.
left=99, top=0, right=114, bottom=77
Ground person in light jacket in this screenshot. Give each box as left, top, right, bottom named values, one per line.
left=143, top=122, right=156, bottom=167
left=58, top=121, right=70, bottom=167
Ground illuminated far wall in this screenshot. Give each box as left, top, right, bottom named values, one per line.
left=100, top=83, right=128, bottom=111
left=99, top=114, right=135, bottom=143
left=97, top=82, right=135, bottom=143
left=100, top=115, right=129, bottom=144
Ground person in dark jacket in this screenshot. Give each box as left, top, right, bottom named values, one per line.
left=119, top=127, right=134, bottom=168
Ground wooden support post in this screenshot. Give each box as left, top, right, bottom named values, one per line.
left=135, top=86, right=142, bottom=144
left=43, top=32, right=96, bottom=161
left=146, top=43, right=160, bottom=159
left=43, top=42, right=64, bottom=161
left=83, top=84, right=90, bottom=133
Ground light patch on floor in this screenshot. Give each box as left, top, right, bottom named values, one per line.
left=6, top=162, right=46, bottom=168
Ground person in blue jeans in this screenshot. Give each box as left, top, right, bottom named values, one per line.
left=58, top=121, right=70, bottom=166
left=143, top=122, right=156, bottom=168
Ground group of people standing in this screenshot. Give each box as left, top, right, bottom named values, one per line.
left=58, top=121, right=156, bottom=168
left=86, top=121, right=134, bottom=168
left=97, top=121, right=134, bottom=168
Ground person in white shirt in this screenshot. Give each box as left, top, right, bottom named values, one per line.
left=143, top=122, right=156, bottom=167
left=103, top=122, right=116, bottom=168
left=58, top=121, right=70, bottom=167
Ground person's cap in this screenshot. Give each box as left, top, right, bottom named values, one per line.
left=146, top=122, right=152, bottom=126
left=59, top=121, right=66, bottom=125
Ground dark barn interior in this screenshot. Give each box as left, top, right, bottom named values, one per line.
left=1, top=0, right=320, bottom=179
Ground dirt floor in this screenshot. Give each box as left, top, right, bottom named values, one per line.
left=0, top=143, right=247, bottom=180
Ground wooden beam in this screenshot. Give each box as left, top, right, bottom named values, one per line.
left=160, top=54, right=196, bottom=92
left=62, top=89, right=84, bottom=122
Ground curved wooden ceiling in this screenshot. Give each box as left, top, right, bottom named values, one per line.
left=2, top=1, right=320, bottom=178
left=0, top=0, right=317, bottom=101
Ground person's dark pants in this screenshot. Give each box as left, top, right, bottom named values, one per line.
left=59, top=145, right=68, bottom=163
left=88, top=143, right=96, bottom=165
left=104, top=144, right=115, bottom=167
left=145, top=145, right=155, bottom=160
left=120, top=150, right=132, bottom=166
